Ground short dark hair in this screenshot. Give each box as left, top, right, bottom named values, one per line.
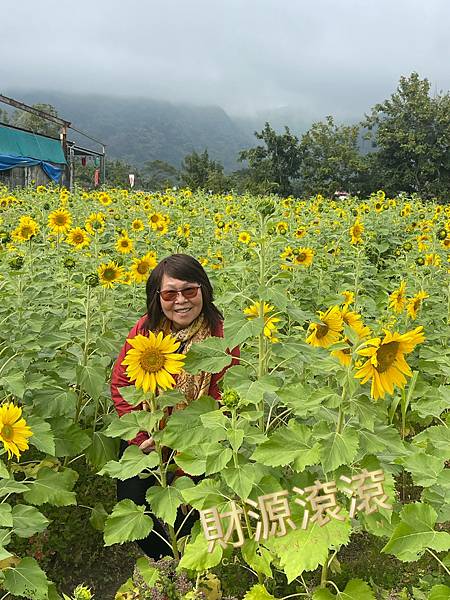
left=144, top=254, right=223, bottom=331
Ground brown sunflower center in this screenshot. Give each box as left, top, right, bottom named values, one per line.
left=297, top=253, right=306, bottom=262
left=73, top=233, right=84, bottom=244
left=1, top=424, right=13, bottom=440
left=137, top=262, right=149, bottom=274
left=103, top=268, right=117, bottom=281
left=376, top=341, right=400, bottom=373
left=21, top=226, right=33, bottom=237
left=120, top=240, right=130, bottom=247
left=315, top=323, right=329, bottom=339
left=55, top=215, right=67, bottom=225
left=140, top=349, right=165, bottom=373
left=150, top=215, right=159, bottom=223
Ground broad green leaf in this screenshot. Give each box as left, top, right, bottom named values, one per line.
left=31, top=389, right=77, bottom=419
left=50, top=418, right=91, bottom=457
left=183, top=337, right=233, bottom=374
left=146, top=485, right=184, bottom=527
left=175, top=447, right=207, bottom=475
left=162, top=396, right=225, bottom=451
left=265, top=516, right=351, bottom=582
left=411, top=385, right=449, bottom=418
left=3, top=557, right=49, bottom=600
left=99, top=445, right=159, bottom=480
left=0, top=545, right=13, bottom=561
left=243, top=584, right=277, bottom=600
left=428, top=585, right=450, bottom=600
left=0, top=504, right=12, bottom=528
left=181, top=478, right=226, bottom=510
left=89, top=502, right=108, bottom=532
left=224, top=313, right=264, bottom=346
left=205, top=446, right=233, bottom=475
left=178, top=531, right=222, bottom=572
left=76, top=363, right=105, bottom=400
left=23, top=467, right=78, bottom=506
left=222, top=463, right=259, bottom=499
left=104, top=499, right=154, bottom=546
left=241, top=538, right=273, bottom=578
left=413, top=425, right=450, bottom=456
left=313, top=578, right=376, bottom=599
left=320, top=427, right=359, bottom=473
left=277, top=384, right=339, bottom=417
left=251, top=421, right=321, bottom=471
left=224, top=366, right=282, bottom=406
left=104, top=410, right=164, bottom=440
left=117, top=385, right=146, bottom=407
left=85, top=432, right=120, bottom=470
left=26, top=415, right=55, bottom=455
left=382, top=503, right=450, bottom=561
left=0, top=479, right=29, bottom=497
left=136, top=556, right=160, bottom=587
left=358, top=424, right=406, bottom=461
left=227, top=428, right=244, bottom=452
left=402, top=452, right=444, bottom=487
left=0, top=460, right=9, bottom=479
left=200, top=410, right=229, bottom=430
left=0, top=372, right=26, bottom=399
left=11, top=505, right=49, bottom=537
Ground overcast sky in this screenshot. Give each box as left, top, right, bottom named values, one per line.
left=1, top=0, right=449, bottom=121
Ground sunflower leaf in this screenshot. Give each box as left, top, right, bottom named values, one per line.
left=104, top=499, right=153, bottom=546
left=145, top=485, right=184, bottom=527
left=99, top=445, right=159, bottom=480
left=11, top=505, right=49, bottom=538
left=183, top=337, right=233, bottom=374
left=26, top=415, right=55, bottom=455
left=319, top=427, right=359, bottom=473
left=104, top=410, right=164, bottom=440
left=312, top=578, right=376, bottom=599
left=2, top=556, right=50, bottom=600
left=23, top=467, right=78, bottom=506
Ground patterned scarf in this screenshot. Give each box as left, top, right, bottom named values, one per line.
left=158, top=314, right=212, bottom=409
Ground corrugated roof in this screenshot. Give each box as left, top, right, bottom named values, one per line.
left=0, top=123, right=66, bottom=164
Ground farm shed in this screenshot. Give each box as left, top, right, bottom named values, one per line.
left=0, top=122, right=66, bottom=187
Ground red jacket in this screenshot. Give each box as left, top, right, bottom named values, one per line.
left=111, top=315, right=239, bottom=446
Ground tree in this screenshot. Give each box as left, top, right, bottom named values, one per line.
left=141, top=160, right=179, bottom=190
left=180, top=150, right=229, bottom=193
left=298, top=116, right=365, bottom=197
left=363, top=72, right=450, bottom=199
left=239, top=122, right=301, bottom=196
left=12, top=103, right=61, bottom=138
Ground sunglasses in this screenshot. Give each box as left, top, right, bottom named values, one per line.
left=158, top=285, right=201, bottom=302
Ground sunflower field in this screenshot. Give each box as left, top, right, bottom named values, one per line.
left=0, top=184, right=449, bottom=600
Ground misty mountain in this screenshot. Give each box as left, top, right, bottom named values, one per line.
left=4, top=91, right=258, bottom=171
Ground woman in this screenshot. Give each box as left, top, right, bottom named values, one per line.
left=111, top=254, right=239, bottom=558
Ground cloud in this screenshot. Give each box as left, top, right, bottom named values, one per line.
left=1, top=0, right=449, bottom=119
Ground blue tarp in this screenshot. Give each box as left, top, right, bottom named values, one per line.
left=0, top=153, right=63, bottom=182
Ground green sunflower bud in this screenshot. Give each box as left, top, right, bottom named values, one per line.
left=85, top=273, right=100, bottom=287
left=416, top=257, right=425, bottom=266
left=63, top=257, right=76, bottom=270
left=222, top=388, right=241, bottom=409
left=9, top=256, right=24, bottom=270
left=437, top=228, right=447, bottom=240
left=402, top=241, right=412, bottom=251
left=73, top=584, right=93, bottom=600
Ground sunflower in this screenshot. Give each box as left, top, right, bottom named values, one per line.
left=177, top=224, right=191, bottom=238
left=341, top=290, right=355, bottom=306
left=48, top=208, right=72, bottom=234
left=340, top=305, right=371, bottom=339
left=331, top=337, right=353, bottom=367
left=85, top=213, right=106, bottom=235
left=98, top=192, right=112, bottom=206
left=355, top=326, right=425, bottom=400
left=116, top=234, right=134, bottom=254
left=306, top=306, right=343, bottom=348
left=276, top=221, right=288, bottom=235
left=294, top=226, right=307, bottom=238
left=0, top=403, right=33, bottom=460
left=12, top=216, right=39, bottom=242
left=148, top=212, right=165, bottom=230
left=238, top=231, right=251, bottom=244
left=293, top=247, right=314, bottom=267
left=97, top=261, right=125, bottom=288
left=131, top=252, right=158, bottom=283
left=122, top=331, right=186, bottom=393
left=388, top=281, right=407, bottom=313
left=350, top=219, right=364, bottom=244
left=66, top=227, right=90, bottom=249
left=424, top=253, right=441, bottom=266
left=131, top=219, right=145, bottom=232
left=406, top=291, right=429, bottom=320
left=244, top=301, right=281, bottom=342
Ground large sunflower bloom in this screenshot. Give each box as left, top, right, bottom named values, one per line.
left=98, top=261, right=125, bottom=288
left=48, top=208, right=72, bottom=234
left=389, top=281, right=407, bottom=313
left=244, top=301, right=281, bottom=342
left=355, top=326, right=425, bottom=400
left=12, top=216, right=39, bottom=242
left=122, top=331, right=186, bottom=393
left=116, top=234, right=134, bottom=254
left=293, top=247, right=314, bottom=267
left=131, top=252, right=158, bottom=283
left=66, top=227, right=90, bottom=249
left=350, top=219, right=364, bottom=245
left=406, top=291, right=429, bottom=320
left=85, top=213, right=106, bottom=235
left=0, top=403, right=33, bottom=460
left=306, top=306, right=343, bottom=348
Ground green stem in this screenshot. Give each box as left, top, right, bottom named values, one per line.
left=75, top=285, right=92, bottom=424
left=426, top=548, right=450, bottom=576
left=320, top=551, right=329, bottom=588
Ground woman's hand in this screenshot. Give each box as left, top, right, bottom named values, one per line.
left=139, top=437, right=156, bottom=453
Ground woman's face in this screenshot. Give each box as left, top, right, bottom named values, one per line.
left=159, top=274, right=203, bottom=330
